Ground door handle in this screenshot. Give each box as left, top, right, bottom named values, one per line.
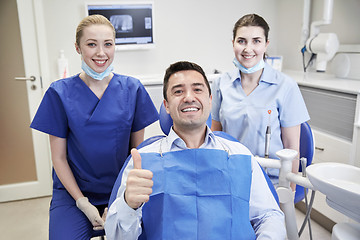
left=315, top=146, right=325, bottom=151
left=15, top=76, right=36, bottom=82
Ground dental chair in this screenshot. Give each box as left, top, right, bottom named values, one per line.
left=108, top=102, right=315, bottom=239
left=108, top=102, right=280, bottom=239
left=294, top=121, right=315, bottom=204
left=293, top=121, right=316, bottom=239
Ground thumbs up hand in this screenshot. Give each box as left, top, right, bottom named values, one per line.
left=125, top=148, right=154, bottom=209
left=132, top=148, right=142, bottom=169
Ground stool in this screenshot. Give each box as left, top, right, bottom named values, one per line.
left=91, top=229, right=105, bottom=240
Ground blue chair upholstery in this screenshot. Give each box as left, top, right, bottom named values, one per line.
left=294, top=122, right=314, bottom=203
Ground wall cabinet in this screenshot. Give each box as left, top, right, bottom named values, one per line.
left=290, top=71, right=360, bottom=168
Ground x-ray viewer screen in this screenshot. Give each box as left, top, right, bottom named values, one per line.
left=87, top=3, right=154, bottom=48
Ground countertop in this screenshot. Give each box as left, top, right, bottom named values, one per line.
left=284, top=70, right=360, bottom=95
left=136, top=73, right=221, bottom=86
left=137, top=70, right=360, bottom=95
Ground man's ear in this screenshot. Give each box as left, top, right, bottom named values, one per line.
left=163, top=99, right=170, bottom=114
left=209, top=94, right=212, bottom=109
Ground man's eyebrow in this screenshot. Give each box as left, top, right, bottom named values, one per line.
left=171, top=84, right=184, bottom=90
left=192, top=82, right=205, bottom=87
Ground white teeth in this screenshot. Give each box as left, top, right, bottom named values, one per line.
left=95, top=60, right=106, bottom=64
left=182, top=108, right=198, bottom=112
left=243, top=55, right=254, bottom=59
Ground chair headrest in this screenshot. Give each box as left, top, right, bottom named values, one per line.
left=159, top=102, right=212, bottom=135
left=299, top=121, right=314, bottom=165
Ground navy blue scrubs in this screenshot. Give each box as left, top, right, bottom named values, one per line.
left=31, top=73, right=159, bottom=239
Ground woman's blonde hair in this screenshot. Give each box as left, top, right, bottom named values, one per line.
left=76, top=14, right=116, bottom=46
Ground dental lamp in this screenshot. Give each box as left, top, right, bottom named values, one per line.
left=305, top=32, right=339, bottom=72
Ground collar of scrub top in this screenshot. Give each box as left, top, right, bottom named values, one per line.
left=231, top=62, right=279, bottom=85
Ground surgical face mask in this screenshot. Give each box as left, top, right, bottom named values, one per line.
left=81, top=60, right=114, bottom=81
left=233, top=58, right=265, bottom=74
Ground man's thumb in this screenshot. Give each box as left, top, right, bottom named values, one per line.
left=131, top=148, right=142, bottom=169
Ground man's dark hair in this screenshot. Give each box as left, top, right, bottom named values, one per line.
left=163, top=61, right=211, bottom=101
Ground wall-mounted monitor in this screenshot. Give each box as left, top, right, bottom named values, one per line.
left=86, top=2, right=154, bottom=51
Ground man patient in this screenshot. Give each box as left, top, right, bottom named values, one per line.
left=105, top=61, right=286, bottom=239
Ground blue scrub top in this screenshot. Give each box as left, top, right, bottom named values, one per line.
left=211, top=63, right=310, bottom=165
left=30, top=73, right=159, bottom=204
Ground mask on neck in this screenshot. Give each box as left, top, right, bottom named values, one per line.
left=81, top=60, right=114, bottom=81
left=233, top=58, right=265, bottom=74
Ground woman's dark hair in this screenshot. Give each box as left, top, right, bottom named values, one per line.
left=163, top=61, right=211, bottom=101
left=232, top=14, right=270, bottom=41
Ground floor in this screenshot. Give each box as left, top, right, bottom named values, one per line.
left=0, top=196, right=331, bottom=239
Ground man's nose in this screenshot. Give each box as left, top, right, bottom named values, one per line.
left=183, top=90, right=196, bottom=102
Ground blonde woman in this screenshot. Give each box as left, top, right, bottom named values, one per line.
left=31, top=15, right=158, bottom=239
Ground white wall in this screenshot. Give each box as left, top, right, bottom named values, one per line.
left=276, top=0, right=360, bottom=71
left=39, top=0, right=360, bottom=83
left=40, top=0, right=278, bottom=84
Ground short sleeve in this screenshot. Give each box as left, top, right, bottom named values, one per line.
left=30, top=87, right=68, bottom=138
left=279, top=80, right=310, bottom=127
left=211, top=76, right=222, bottom=122
left=131, top=82, right=159, bottom=132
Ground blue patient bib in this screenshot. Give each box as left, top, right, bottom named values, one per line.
left=139, top=149, right=256, bottom=240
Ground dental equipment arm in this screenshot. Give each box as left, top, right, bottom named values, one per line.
left=298, top=157, right=314, bottom=239
left=302, top=0, right=339, bottom=72
left=255, top=149, right=317, bottom=240
left=306, top=33, right=339, bottom=72
left=256, top=157, right=315, bottom=190
left=264, top=125, right=271, bottom=158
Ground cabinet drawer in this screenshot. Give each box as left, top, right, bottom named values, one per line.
left=312, top=129, right=351, bottom=164
left=300, top=86, right=356, bottom=142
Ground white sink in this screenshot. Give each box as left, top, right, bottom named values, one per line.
left=306, top=162, right=360, bottom=222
